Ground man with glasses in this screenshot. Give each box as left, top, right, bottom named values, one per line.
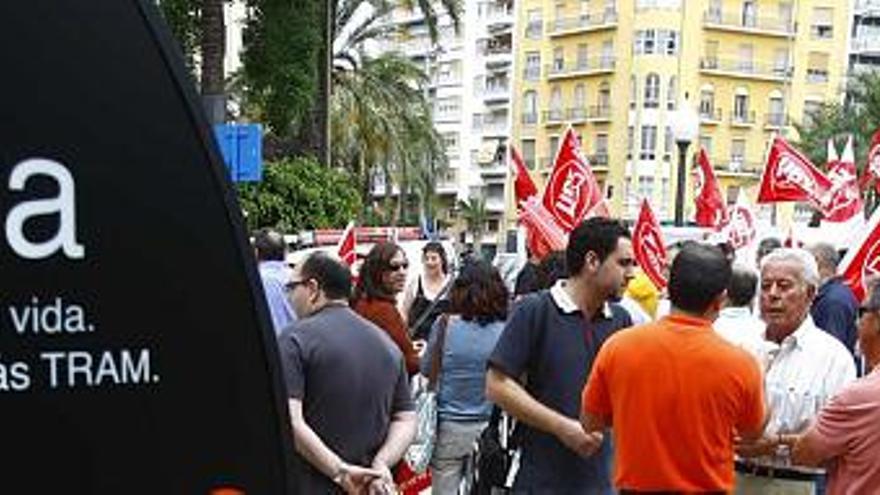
left=785, top=279, right=880, bottom=492
left=735, top=248, right=856, bottom=492
left=278, top=252, right=416, bottom=494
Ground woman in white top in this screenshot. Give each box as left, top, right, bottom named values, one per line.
left=401, top=241, right=451, bottom=340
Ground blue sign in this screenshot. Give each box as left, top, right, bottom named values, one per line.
left=214, top=123, right=263, bottom=182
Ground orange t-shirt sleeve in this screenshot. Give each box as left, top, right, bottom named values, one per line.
left=582, top=344, right=613, bottom=421
left=736, top=356, right=766, bottom=435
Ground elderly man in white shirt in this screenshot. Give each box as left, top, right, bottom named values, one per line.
left=735, top=248, right=856, bottom=492
left=714, top=265, right=767, bottom=360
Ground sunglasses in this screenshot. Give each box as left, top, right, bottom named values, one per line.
left=858, top=306, right=878, bottom=319
left=387, top=262, right=409, bottom=271
left=285, top=279, right=307, bottom=292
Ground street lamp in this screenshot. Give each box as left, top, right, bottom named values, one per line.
left=669, top=93, right=700, bottom=227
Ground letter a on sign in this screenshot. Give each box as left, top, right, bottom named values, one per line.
left=0, top=2, right=294, bottom=493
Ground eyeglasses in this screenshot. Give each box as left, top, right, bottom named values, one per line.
left=285, top=279, right=307, bottom=292
left=387, top=262, right=409, bottom=272
left=858, top=306, right=878, bottom=319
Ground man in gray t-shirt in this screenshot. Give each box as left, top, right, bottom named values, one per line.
left=277, top=253, right=415, bottom=494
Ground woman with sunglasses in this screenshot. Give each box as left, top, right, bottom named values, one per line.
left=352, top=242, right=420, bottom=375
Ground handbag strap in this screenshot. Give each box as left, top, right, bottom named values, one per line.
left=408, top=276, right=453, bottom=334
left=427, top=314, right=450, bottom=391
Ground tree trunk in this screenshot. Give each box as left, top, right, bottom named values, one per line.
left=298, top=0, right=332, bottom=164
left=200, top=0, right=226, bottom=124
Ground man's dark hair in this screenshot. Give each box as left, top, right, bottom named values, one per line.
left=566, top=217, right=631, bottom=277
left=537, top=251, right=566, bottom=289
left=727, top=267, right=758, bottom=307
left=668, top=242, right=732, bottom=314
left=254, top=228, right=286, bottom=261
left=757, top=237, right=782, bottom=261
left=299, top=253, right=352, bottom=300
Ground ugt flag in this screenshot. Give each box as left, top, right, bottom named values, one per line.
left=839, top=204, right=880, bottom=302
left=541, top=126, right=603, bottom=232
left=693, top=147, right=727, bottom=228
left=632, top=199, right=668, bottom=289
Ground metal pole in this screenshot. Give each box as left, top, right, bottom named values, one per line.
left=675, top=140, right=689, bottom=226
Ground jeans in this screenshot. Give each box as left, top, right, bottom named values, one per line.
left=431, top=420, right=488, bottom=495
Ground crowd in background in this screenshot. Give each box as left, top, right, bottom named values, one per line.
left=254, top=217, right=880, bottom=495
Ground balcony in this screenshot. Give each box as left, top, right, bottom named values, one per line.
left=715, top=161, right=762, bottom=178
left=546, top=57, right=615, bottom=80
left=806, top=68, right=830, bottom=84
left=524, top=21, right=543, bottom=39
left=486, top=196, right=506, bottom=212
left=855, top=0, right=880, bottom=15
left=591, top=153, right=609, bottom=166
left=764, top=112, right=788, bottom=129
left=521, top=113, right=538, bottom=125
left=729, top=111, right=756, bottom=127
left=699, top=57, right=791, bottom=82
left=852, top=37, right=880, bottom=56
left=483, top=3, right=514, bottom=31
left=482, top=83, right=511, bottom=103
left=700, top=108, right=723, bottom=125
left=542, top=109, right=565, bottom=125
left=702, top=10, right=794, bottom=37
left=548, top=9, right=618, bottom=37
left=522, top=66, right=541, bottom=81
left=567, top=107, right=588, bottom=123
left=588, top=105, right=612, bottom=122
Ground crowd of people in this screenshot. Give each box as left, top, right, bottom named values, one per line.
left=255, top=217, right=880, bottom=494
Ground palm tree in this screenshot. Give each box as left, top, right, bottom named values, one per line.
left=458, top=197, right=488, bottom=258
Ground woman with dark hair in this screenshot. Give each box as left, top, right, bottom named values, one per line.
left=352, top=242, right=420, bottom=375
left=401, top=241, right=451, bottom=340
left=420, top=259, right=508, bottom=494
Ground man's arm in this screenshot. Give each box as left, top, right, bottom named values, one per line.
left=288, top=399, right=381, bottom=492
left=486, top=366, right=602, bottom=458
left=368, top=410, right=417, bottom=492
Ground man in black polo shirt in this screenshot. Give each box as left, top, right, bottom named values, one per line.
left=486, top=217, right=635, bottom=493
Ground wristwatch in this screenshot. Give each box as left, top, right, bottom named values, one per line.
left=332, top=464, right=348, bottom=486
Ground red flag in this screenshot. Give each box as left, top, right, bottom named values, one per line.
left=693, top=147, right=728, bottom=228
left=717, top=195, right=756, bottom=250
left=839, top=205, right=880, bottom=301
left=757, top=135, right=836, bottom=213
left=824, top=135, right=863, bottom=223
left=541, top=127, right=603, bottom=232
left=510, top=144, right=538, bottom=206
left=336, top=221, right=356, bottom=267
left=862, top=128, right=880, bottom=192
left=518, top=196, right=568, bottom=258
left=632, top=199, right=668, bottom=289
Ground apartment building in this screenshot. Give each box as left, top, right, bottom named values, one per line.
left=374, top=0, right=516, bottom=258
left=850, top=0, right=880, bottom=76
left=508, top=0, right=849, bottom=231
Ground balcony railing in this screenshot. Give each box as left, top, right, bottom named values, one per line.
left=700, top=58, right=791, bottom=80
left=522, top=66, right=541, bottom=80
left=588, top=105, right=612, bottom=120
left=525, top=21, right=542, bottom=39
left=702, top=10, right=794, bottom=35
left=764, top=112, right=788, bottom=127
left=521, top=113, right=538, bottom=125
left=729, top=111, right=757, bottom=126
left=567, top=107, right=588, bottom=121
left=806, top=69, right=830, bottom=84
left=542, top=109, right=565, bottom=124
left=545, top=57, right=615, bottom=78
left=548, top=10, right=618, bottom=35
left=700, top=108, right=723, bottom=123
left=591, top=153, right=609, bottom=166
left=482, top=84, right=510, bottom=99
left=855, top=0, right=880, bottom=14
left=717, top=161, right=762, bottom=176
left=852, top=37, right=880, bottom=53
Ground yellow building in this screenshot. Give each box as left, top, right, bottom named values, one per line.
left=507, top=0, right=849, bottom=228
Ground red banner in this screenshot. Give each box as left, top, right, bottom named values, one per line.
left=693, top=147, right=728, bottom=228
left=861, top=128, right=880, bottom=192
left=717, top=196, right=756, bottom=250
left=632, top=199, right=668, bottom=289
left=757, top=135, right=834, bottom=208
left=824, top=135, right=863, bottom=223
left=541, top=127, right=602, bottom=232
left=839, top=205, right=880, bottom=301
left=336, top=221, right=356, bottom=266
left=518, top=196, right=568, bottom=258
left=510, top=144, right=538, bottom=206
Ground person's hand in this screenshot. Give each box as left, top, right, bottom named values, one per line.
left=412, top=339, right=427, bottom=356
left=556, top=418, right=604, bottom=458
left=735, top=434, right=777, bottom=459
left=336, top=463, right=383, bottom=495
left=366, top=461, right=396, bottom=495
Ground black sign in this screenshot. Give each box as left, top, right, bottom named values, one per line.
left=0, top=2, right=294, bottom=492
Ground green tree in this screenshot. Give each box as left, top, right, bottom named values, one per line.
left=237, top=156, right=361, bottom=233
left=458, top=197, right=487, bottom=258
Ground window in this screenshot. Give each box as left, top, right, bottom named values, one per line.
left=526, top=9, right=543, bottom=39
left=738, top=44, right=754, bottom=72
left=555, top=1, right=565, bottom=22
left=630, top=75, right=637, bottom=109
left=667, top=76, right=676, bottom=110
left=549, top=86, right=563, bottom=119
left=779, top=2, right=793, bottom=29
left=708, top=0, right=722, bottom=20
left=549, top=136, right=560, bottom=157
left=726, top=185, right=740, bottom=207
left=598, top=81, right=611, bottom=109
left=595, top=134, right=609, bottom=164
left=580, top=0, right=590, bottom=19
left=811, top=7, right=833, bottom=39
left=704, top=40, right=719, bottom=68
left=731, top=139, right=746, bottom=167
left=442, top=132, right=459, bottom=152
left=664, top=126, right=673, bottom=155
left=699, top=89, right=715, bottom=118
left=660, top=176, right=670, bottom=217
left=638, top=176, right=655, bottom=200
left=734, top=92, right=749, bottom=121
left=521, top=139, right=536, bottom=169
left=435, top=96, right=461, bottom=120
left=803, top=100, right=822, bottom=126
left=553, top=47, right=565, bottom=72
left=807, top=52, right=830, bottom=83
left=634, top=29, right=656, bottom=54
left=659, top=30, right=679, bottom=55
left=640, top=125, right=657, bottom=160
left=576, top=43, right=589, bottom=69
left=524, top=52, right=541, bottom=80
left=774, top=49, right=790, bottom=75
left=768, top=96, right=784, bottom=126
left=644, top=73, right=660, bottom=108
left=627, top=125, right=635, bottom=158
left=522, top=90, right=538, bottom=124
left=742, top=0, right=756, bottom=28
left=574, top=83, right=586, bottom=110
left=699, top=136, right=712, bottom=155
left=601, top=40, right=614, bottom=68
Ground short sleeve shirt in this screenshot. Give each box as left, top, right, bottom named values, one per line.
left=278, top=305, right=413, bottom=493
left=488, top=281, right=632, bottom=493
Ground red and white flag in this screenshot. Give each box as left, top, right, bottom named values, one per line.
left=336, top=221, right=357, bottom=267
left=632, top=199, right=668, bottom=289
left=824, top=135, right=863, bottom=223
left=718, top=194, right=757, bottom=250
left=518, top=196, right=568, bottom=258
left=839, top=205, right=880, bottom=301
left=510, top=144, right=538, bottom=207
left=757, top=135, right=834, bottom=209
left=693, top=147, right=728, bottom=229
left=861, top=128, right=880, bottom=192
left=542, top=127, right=603, bottom=232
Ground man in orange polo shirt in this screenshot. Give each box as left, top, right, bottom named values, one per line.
left=581, top=242, right=766, bottom=492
